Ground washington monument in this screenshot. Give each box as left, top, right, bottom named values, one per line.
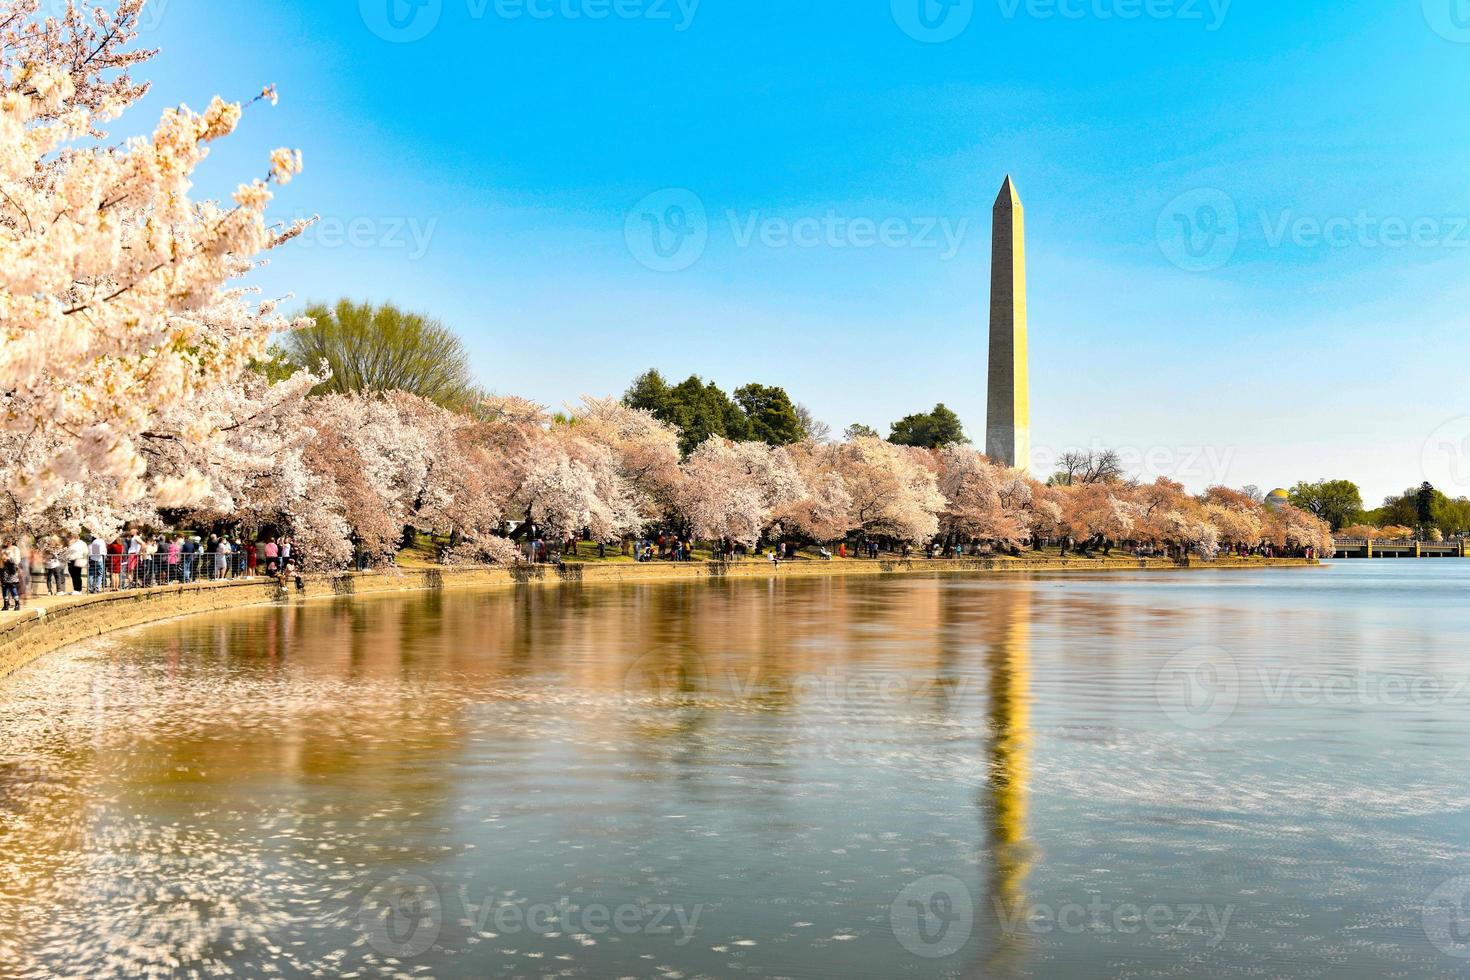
left=987, top=175, right=1030, bottom=473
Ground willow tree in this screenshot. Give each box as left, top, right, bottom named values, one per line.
left=287, top=300, right=479, bottom=409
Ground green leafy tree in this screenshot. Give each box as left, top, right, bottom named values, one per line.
left=1287, top=479, right=1364, bottom=531
left=286, top=300, right=479, bottom=409
left=845, top=423, right=881, bottom=441
left=251, top=347, right=301, bottom=385
left=734, top=383, right=804, bottom=446
left=1433, top=494, right=1470, bottom=536
left=1368, top=489, right=1419, bottom=530
left=888, top=404, right=968, bottom=449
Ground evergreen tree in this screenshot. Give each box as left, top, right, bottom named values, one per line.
left=624, top=370, right=752, bottom=455
left=624, top=369, right=672, bottom=415
left=1417, top=481, right=1437, bottom=528
left=734, top=383, right=804, bottom=446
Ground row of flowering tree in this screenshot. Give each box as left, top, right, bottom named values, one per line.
left=0, top=1, right=1333, bottom=567
left=4, top=372, right=1335, bottom=565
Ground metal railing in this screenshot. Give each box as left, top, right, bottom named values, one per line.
left=34, top=552, right=285, bottom=596
left=1333, top=537, right=1451, bottom=548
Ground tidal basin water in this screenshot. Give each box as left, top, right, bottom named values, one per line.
left=4, top=563, right=1470, bottom=978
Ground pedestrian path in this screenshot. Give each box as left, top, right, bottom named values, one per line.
left=0, top=577, right=277, bottom=620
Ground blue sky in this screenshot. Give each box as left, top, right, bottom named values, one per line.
left=131, top=0, right=1470, bottom=504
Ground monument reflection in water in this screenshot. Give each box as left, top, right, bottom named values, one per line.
left=4, top=565, right=1470, bottom=978
left=983, top=586, right=1032, bottom=974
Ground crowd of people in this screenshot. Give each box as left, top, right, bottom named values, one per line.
left=0, top=531, right=304, bottom=612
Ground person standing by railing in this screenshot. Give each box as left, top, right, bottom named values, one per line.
left=167, top=535, right=182, bottom=583
left=1, top=542, right=21, bottom=612
left=43, top=536, right=64, bottom=596
left=106, top=536, right=123, bottom=590
left=87, top=534, right=106, bottom=593
left=124, top=529, right=141, bottom=587
left=64, top=534, right=85, bottom=594
left=24, top=541, right=40, bottom=600
left=216, top=536, right=232, bottom=580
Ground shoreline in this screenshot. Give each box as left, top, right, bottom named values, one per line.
left=0, top=555, right=1319, bottom=680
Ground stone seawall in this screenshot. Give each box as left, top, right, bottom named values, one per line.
left=0, top=555, right=1318, bottom=680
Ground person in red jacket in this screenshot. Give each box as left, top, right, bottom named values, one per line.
left=107, top=537, right=124, bottom=590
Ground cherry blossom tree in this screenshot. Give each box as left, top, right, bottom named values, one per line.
left=831, top=437, right=943, bottom=543
left=1201, top=486, right=1263, bottom=551
left=0, top=423, right=143, bottom=538
left=140, top=368, right=322, bottom=521
left=306, top=395, right=431, bottom=528
left=1026, top=482, right=1066, bottom=546
left=0, top=0, right=307, bottom=512
left=518, top=435, right=645, bottom=542
left=298, top=419, right=394, bottom=561
left=469, top=398, right=646, bottom=544
left=776, top=441, right=854, bottom=543
left=566, top=396, right=682, bottom=521
left=1267, top=502, right=1334, bottom=556
left=295, top=391, right=517, bottom=561
left=937, top=445, right=1030, bottom=548
left=677, top=438, right=807, bottom=546
left=1055, top=481, right=1137, bottom=553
